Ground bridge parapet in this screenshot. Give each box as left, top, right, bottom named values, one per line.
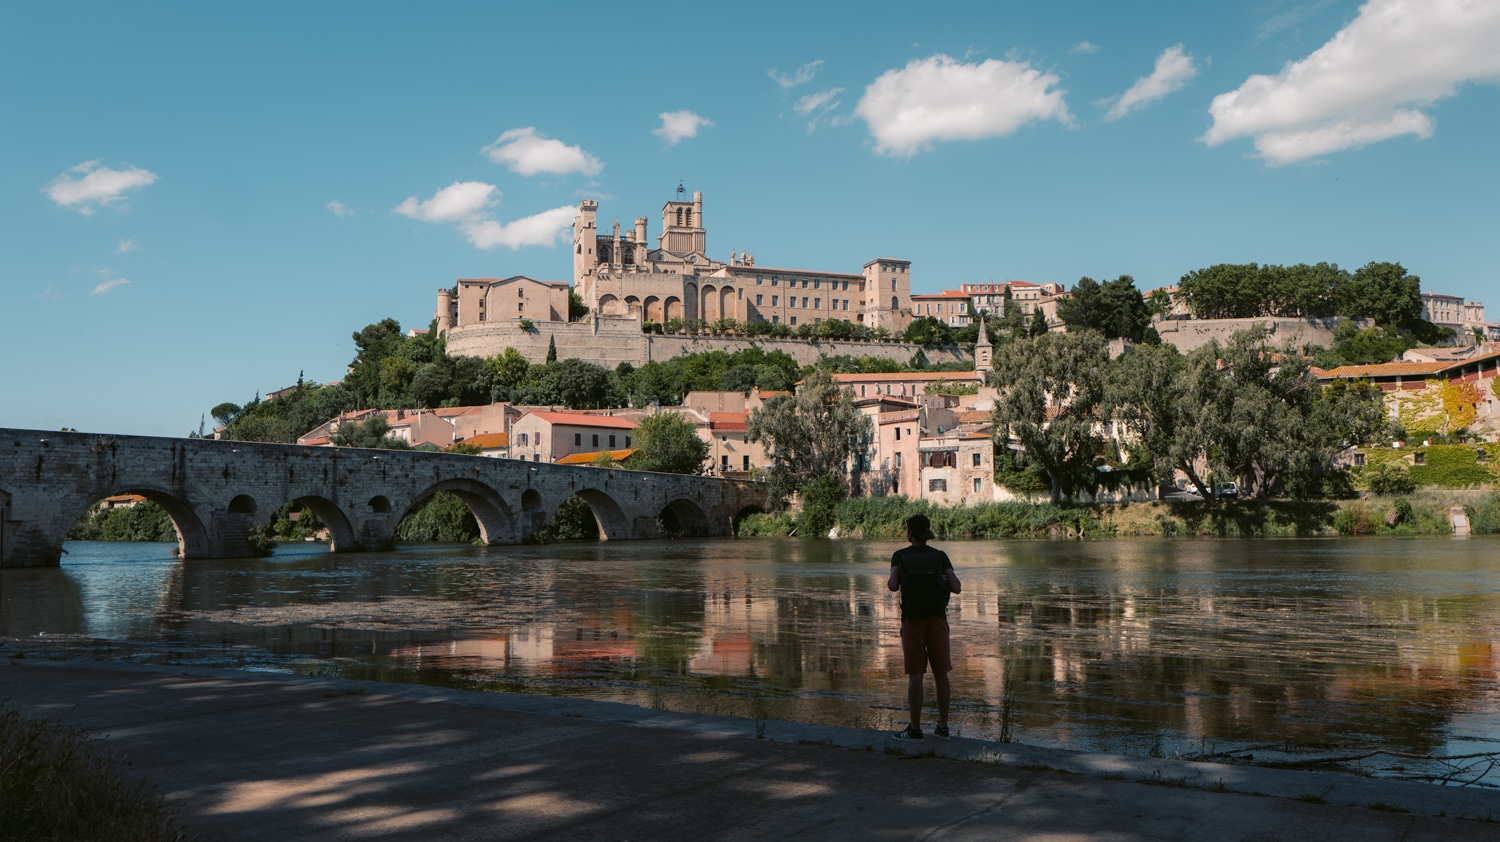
left=0, top=429, right=768, bottom=568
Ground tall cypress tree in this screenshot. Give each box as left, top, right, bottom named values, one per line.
left=546, top=335, right=558, bottom=363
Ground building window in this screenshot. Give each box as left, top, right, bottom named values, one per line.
left=814, top=298, right=820, bottom=309
left=609, top=434, right=616, bottom=448
left=842, top=299, right=849, bottom=310
left=743, top=455, right=750, bottom=470
left=771, top=276, right=778, bottom=286
left=626, top=436, right=631, bottom=447
left=973, top=477, right=982, bottom=492
left=519, top=433, right=528, bottom=446
left=575, top=433, right=581, bottom=446
left=894, top=452, right=902, bottom=468
left=895, top=427, right=901, bottom=441
left=721, top=455, right=730, bottom=471
left=929, top=478, right=947, bottom=492
left=802, top=279, right=809, bottom=288
left=1354, top=452, right=1366, bottom=466
left=756, top=294, right=763, bottom=305
left=892, top=279, right=897, bottom=290
left=592, top=434, right=599, bottom=447
left=802, top=297, right=809, bottom=308
left=772, top=315, right=779, bottom=323
left=1414, top=452, right=1426, bottom=464
left=790, top=316, right=797, bottom=325
left=757, top=275, right=763, bottom=284
left=972, top=452, right=982, bottom=467
left=1479, top=449, right=1489, bottom=463
left=772, top=295, right=778, bottom=306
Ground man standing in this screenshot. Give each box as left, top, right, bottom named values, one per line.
left=889, top=513, right=961, bottom=741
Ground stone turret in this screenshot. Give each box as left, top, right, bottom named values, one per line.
left=974, top=315, right=992, bottom=384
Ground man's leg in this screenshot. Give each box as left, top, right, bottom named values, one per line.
left=934, top=670, right=950, bottom=725
left=907, top=673, right=924, bottom=729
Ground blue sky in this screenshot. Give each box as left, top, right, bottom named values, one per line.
left=4, top=1, right=1498, bottom=436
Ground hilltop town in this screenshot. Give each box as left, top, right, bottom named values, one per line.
left=206, top=188, right=1499, bottom=539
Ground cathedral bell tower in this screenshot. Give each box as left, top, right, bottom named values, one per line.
left=659, top=185, right=706, bottom=256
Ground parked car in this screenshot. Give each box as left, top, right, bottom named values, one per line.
left=1214, top=482, right=1238, bottom=499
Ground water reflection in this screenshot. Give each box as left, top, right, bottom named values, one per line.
left=5, top=536, right=1500, bottom=783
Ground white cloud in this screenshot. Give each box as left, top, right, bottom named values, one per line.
left=1204, top=0, right=1500, bottom=165
left=394, top=181, right=498, bottom=223
left=37, top=285, right=62, bottom=301
left=794, top=87, right=846, bottom=131
left=394, top=182, right=573, bottom=250
left=1255, top=0, right=1339, bottom=44
left=326, top=200, right=353, bottom=217
left=116, top=238, right=137, bottom=253
left=795, top=87, right=844, bottom=116
left=45, top=161, right=158, bottom=215
left=769, top=60, right=823, bottom=89
left=1070, top=41, right=1101, bottom=55
left=854, top=54, right=1071, bottom=157
left=460, top=206, right=579, bottom=250
left=482, top=127, right=603, bottom=177
left=654, top=111, right=714, bottom=146
left=1101, top=44, right=1200, bottom=121
left=91, top=277, right=131, bottom=296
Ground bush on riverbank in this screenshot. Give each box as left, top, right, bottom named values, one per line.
left=0, top=702, right=190, bottom=841
left=737, top=490, right=1493, bottom=540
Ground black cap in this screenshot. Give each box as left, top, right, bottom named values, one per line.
left=906, top=514, right=934, bottom=540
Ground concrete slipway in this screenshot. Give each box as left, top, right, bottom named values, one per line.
left=4, top=660, right=1500, bottom=841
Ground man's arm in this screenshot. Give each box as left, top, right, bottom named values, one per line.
left=944, top=567, right=962, bottom=594
left=888, top=564, right=901, bottom=592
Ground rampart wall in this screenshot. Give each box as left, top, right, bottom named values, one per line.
left=444, top=318, right=966, bottom=368
left=1153, top=316, right=1345, bottom=353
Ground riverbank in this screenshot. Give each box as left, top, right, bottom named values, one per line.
left=4, top=659, right=1499, bottom=840
left=739, top=489, right=1500, bottom=539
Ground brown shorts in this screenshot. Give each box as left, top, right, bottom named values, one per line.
left=900, top=616, right=952, bottom=675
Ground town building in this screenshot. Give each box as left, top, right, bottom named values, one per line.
left=1313, top=347, right=1500, bottom=435
left=509, top=411, right=637, bottom=464
left=570, top=188, right=915, bottom=332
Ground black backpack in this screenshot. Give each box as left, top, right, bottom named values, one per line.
left=898, top=550, right=950, bottom=618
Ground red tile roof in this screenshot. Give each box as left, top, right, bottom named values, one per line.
left=1318, top=361, right=1446, bottom=378
left=708, top=412, right=747, bottom=431
left=459, top=432, right=508, bottom=450
left=555, top=448, right=636, bottom=464
left=831, top=372, right=981, bottom=383
left=522, top=411, right=637, bottom=429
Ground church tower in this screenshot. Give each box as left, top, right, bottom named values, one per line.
left=974, top=315, right=992, bottom=385
left=659, top=186, right=706, bottom=256
left=572, top=199, right=599, bottom=299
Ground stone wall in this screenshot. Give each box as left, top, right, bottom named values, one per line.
left=1153, top=316, right=1345, bottom=354
left=0, top=429, right=767, bottom=568
left=444, top=317, right=967, bottom=369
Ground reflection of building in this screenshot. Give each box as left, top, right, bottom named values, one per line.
left=573, top=189, right=914, bottom=332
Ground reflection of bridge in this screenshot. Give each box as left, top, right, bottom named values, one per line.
left=0, top=429, right=768, bottom=568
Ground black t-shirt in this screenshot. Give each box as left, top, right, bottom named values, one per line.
left=891, top=544, right=953, bottom=619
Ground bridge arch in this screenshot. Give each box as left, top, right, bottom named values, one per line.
left=286, top=495, right=358, bottom=552
left=65, top=486, right=212, bottom=561
left=732, top=504, right=766, bottom=536
left=566, top=488, right=630, bottom=541
left=659, top=498, right=711, bottom=538
left=403, top=479, right=518, bottom=545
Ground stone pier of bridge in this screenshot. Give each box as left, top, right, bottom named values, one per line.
left=0, top=429, right=768, bottom=568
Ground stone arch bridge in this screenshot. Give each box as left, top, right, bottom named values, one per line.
left=0, top=429, right=768, bottom=568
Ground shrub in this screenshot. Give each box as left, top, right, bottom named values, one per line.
left=1363, top=462, right=1416, bottom=495
left=736, top=512, right=794, bottom=536
left=797, top=474, right=847, bottom=537
left=0, top=702, right=189, bottom=842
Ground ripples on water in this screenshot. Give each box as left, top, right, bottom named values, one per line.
left=4, top=536, right=1500, bottom=784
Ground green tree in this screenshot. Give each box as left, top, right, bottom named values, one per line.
left=1341, top=261, right=1422, bottom=329
left=991, top=331, right=1110, bottom=502
left=330, top=414, right=410, bottom=449
left=625, top=412, right=709, bottom=474
left=746, top=368, right=870, bottom=506
left=1028, top=309, right=1049, bottom=338
left=210, top=403, right=241, bottom=427
left=902, top=316, right=954, bottom=348
left=796, top=473, right=846, bottom=537
left=1106, top=341, right=1187, bottom=490
left=1058, top=275, right=1152, bottom=340
left=546, top=335, right=558, bottom=363
left=568, top=290, right=590, bottom=322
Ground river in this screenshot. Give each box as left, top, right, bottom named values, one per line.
left=4, top=536, right=1499, bottom=784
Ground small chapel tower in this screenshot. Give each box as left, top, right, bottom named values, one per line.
left=974, top=315, right=992, bottom=385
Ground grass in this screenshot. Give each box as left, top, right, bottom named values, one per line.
left=0, top=701, right=191, bottom=841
